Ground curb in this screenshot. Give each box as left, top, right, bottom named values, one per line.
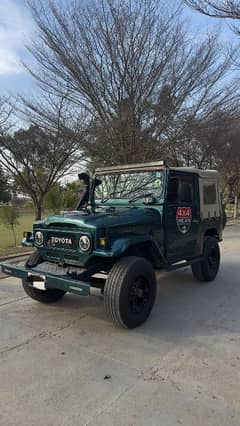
left=226, top=220, right=240, bottom=226
left=0, top=251, right=34, bottom=262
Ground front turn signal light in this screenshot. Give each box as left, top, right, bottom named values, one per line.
left=99, top=238, right=106, bottom=248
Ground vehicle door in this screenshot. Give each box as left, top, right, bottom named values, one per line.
left=165, top=172, right=201, bottom=262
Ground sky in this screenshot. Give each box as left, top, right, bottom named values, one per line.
left=0, top=0, right=34, bottom=95
left=0, top=0, right=237, bottom=99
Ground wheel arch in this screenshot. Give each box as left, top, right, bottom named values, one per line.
left=204, top=227, right=220, bottom=240
left=121, top=240, right=163, bottom=267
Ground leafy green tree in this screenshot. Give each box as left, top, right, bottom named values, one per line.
left=45, top=183, right=65, bottom=214
left=0, top=125, right=81, bottom=220
left=63, top=182, right=81, bottom=210
left=0, top=204, right=20, bottom=247
left=45, top=181, right=81, bottom=213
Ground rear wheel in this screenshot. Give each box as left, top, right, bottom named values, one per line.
left=191, top=236, right=220, bottom=282
left=104, top=256, right=156, bottom=328
left=22, top=251, right=66, bottom=303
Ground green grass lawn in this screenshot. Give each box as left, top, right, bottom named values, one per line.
left=0, top=212, right=35, bottom=256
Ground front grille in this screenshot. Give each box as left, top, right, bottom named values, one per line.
left=46, top=232, right=77, bottom=250
left=45, top=250, right=80, bottom=263
left=32, top=261, right=86, bottom=275
left=62, top=254, right=81, bottom=261
left=43, top=228, right=92, bottom=263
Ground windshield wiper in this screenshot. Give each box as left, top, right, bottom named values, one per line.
left=129, top=192, right=154, bottom=203
left=101, top=191, right=118, bottom=203
left=101, top=197, right=110, bottom=203
left=101, top=191, right=155, bottom=204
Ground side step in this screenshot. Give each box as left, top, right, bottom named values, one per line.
left=167, top=257, right=203, bottom=271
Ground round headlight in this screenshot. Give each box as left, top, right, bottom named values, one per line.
left=35, top=231, right=44, bottom=246
left=79, top=235, right=91, bottom=252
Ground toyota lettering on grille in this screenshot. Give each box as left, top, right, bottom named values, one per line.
left=50, top=236, right=73, bottom=246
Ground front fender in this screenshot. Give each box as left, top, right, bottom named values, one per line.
left=93, top=235, right=154, bottom=258
left=109, top=235, right=154, bottom=257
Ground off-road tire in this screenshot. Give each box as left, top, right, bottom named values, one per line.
left=22, top=251, right=66, bottom=303
left=104, top=256, right=156, bottom=329
left=191, top=236, right=220, bottom=282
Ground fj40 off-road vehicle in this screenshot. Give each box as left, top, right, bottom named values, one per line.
left=1, top=161, right=224, bottom=328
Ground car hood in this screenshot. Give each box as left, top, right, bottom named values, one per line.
left=40, top=207, right=161, bottom=230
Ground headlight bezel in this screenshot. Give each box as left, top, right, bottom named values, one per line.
left=35, top=231, right=44, bottom=246
left=79, top=234, right=91, bottom=252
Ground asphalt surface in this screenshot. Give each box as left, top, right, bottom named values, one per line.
left=0, top=224, right=240, bottom=426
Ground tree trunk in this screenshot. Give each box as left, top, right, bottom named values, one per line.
left=33, top=199, right=43, bottom=220
left=234, top=194, right=239, bottom=219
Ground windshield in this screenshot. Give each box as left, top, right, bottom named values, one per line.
left=94, top=170, right=165, bottom=202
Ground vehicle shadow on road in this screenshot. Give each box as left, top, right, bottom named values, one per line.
left=53, top=258, right=239, bottom=342
left=141, top=259, right=239, bottom=340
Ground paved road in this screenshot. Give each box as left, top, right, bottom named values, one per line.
left=0, top=224, right=240, bottom=426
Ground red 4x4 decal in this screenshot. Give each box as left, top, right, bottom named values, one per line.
left=176, top=207, right=192, bottom=234
left=176, top=207, right=192, bottom=219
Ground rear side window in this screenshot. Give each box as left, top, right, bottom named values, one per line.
left=167, top=175, right=194, bottom=203
left=178, top=177, right=194, bottom=203
left=204, top=184, right=216, bottom=204
left=167, top=177, right=179, bottom=203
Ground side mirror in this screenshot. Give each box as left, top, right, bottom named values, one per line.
left=22, top=231, right=34, bottom=247
left=23, top=231, right=33, bottom=242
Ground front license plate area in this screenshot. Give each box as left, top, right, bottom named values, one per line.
left=33, top=280, right=46, bottom=291
left=28, top=273, right=46, bottom=291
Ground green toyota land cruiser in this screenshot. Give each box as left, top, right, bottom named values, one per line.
left=1, top=161, right=224, bottom=328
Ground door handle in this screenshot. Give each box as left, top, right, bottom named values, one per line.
left=192, top=219, right=199, bottom=224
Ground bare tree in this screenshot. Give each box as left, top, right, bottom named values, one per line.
left=0, top=166, right=11, bottom=203
left=184, top=1, right=240, bottom=18
left=174, top=110, right=238, bottom=167
left=0, top=96, right=12, bottom=134
left=213, top=118, right=240, bottom=217
left=184, top=1, right=240, bottom=33
left=176, top=108, right=240, bottom=217
left=23, top=0, right=238, bottom=166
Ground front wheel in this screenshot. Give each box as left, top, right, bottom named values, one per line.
left=22, top=251, right=66, bottom=303
left=191, top=237, right=220, bottom=282
left=104, top=256, right=156, bottom=328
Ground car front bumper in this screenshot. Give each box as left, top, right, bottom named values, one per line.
left=0, top=263, right=96, bottom=297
